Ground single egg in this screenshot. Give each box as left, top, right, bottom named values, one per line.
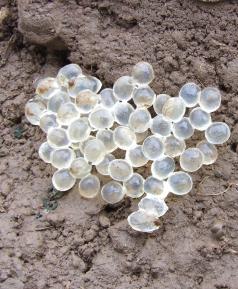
left=40, top=112, right=58, bottom=133
left=180, top=148, right=203, bottom=172
left=100, top=88, right=117, bottom=108
left=167, top=171, right=193, bottom=195
left=164, top=135, right=186, bottom=158
left=38, top=142, right=54, bottom=163
left=96, top=129, right=117, bottom=153
left=162, top=97, right=186, bottom=122
left=151, top=114, right=172, bottom=137
left=199, top=87, right=221, bottom=113
left=189, top=107, right=211, bottom=131
left=179, top=82, right=200, bottom=107
left=113, top=126, right=136, bottom=150
left=75, top=89, right=99, bottom=113
left=101, top=181, right=125, bottom=204
left=108, top=159, right=133, bottom=182
left=36, top=77, right=60, bottom=100
left=57, top=102, right=79, bottom=125
left=84, top=139, right=106, bottom=164
left=144, top=176, right=167, bottom=198
left=96, top=154, right=115, bottom=175
left=138, top=195, right=168, bottom=217
left=89, top=107, right=114, bottom=129
left=57, top=64, right=82, bottom=88
left=113, top=102, right=134, bottom=126
left=126, top=145, right=148, bottom=167
left=131, top=61, right=154, bottom=85
left=127, top=210, right=160, bottom=233
left=79, top=174, right=100, bottom=198
left=129, top=108, right=151, bottom=133
left=196, top=140, right=218, bottom=165
left=70, top=157, right=92, bottom=178
left=52, top=169, right=76, bottom=191
left=132, top=86, right=155, bottom=107
left=68, top=118, right=91, bottom=142
left=51, top=148, right=75, bottom=169
left=47, top=90, right=70, bottom=113
left=151, top=156, right=175, bottom=180
left=124, top=173, right=144, bottom=198
left=153, top=94, right=170, bottom=115
left=205, top=122, right=230, bottom=145
left=25, top=97, right=47, bottom=125
left=142, top=136, right=164, bottom=160
left=172, top=117, right=194, bottom=139
left=113, top=76, right=134, bottom=101
left=47, top=127, right=70, bottom=148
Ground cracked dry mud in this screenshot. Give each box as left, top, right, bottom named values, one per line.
left=0, top=0, right=238, bottom=289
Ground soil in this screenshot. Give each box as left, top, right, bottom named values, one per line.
left=0, top=0, right=238, bottom=288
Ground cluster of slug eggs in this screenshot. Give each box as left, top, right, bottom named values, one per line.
left=25, top=62, right=230, bottom=233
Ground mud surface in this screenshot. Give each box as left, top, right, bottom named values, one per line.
left=1, top=0, right=238, bottom=288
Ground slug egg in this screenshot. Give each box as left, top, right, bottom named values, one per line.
left=75, top=89, right=99, bottom=113
left=164, top=135, right=186, bottom=158
left=40, top=112, right=58, bottom=133
left=47, top=90, right=70, bottom=113
left=57, top=64, right=82, bottom=88
left=108, top=159, right=133, bottom=182
left=113, top=76, right=134, bottom=101
left=51, top=148, right=75, bottom=169
left=25, top=98, right=46, bottom=125
left=151, top=114, right=172, bottom=137
left=196, top=140, right=218, bottom=165
left=132, top=86, right=156, bottom=107
left=180, top=148, right=203, bottom=172
left=100, top=88, right=117, bottom=108
left=79, top=174, right=100, bottom=198
left=38, top=142, right=54, bottom=163
left=131, top=61, right=154, bottom=85
left=138, top=195, right=168, bottom=217
left=151, top=156, right=175, bottom=180
left=113, top=102, right=134, bottom=126
left=162, top=97, right=186, bottom=122
left=101, top=181, right=125, bottom=204
left=129, top=108, right=151, bottom=133
left=96, top=129, right=117, bottom=153
left=70, top=157, right=92, bottom=179
left=199, top=87, right=221, bottom=113
left=68, top=75, right=102, bottom=98
left=172, top=117, right=194, bottom=139
left=113, top=126, right=136, bottom=150
left=124, top=173, right=144, bottom=198
left=127, top=210, right=160, bottom=233
left=84, top=139, right=106, bottom=164
left=47, top=127, right=70, bottom=148
left=126, top=145, right=148, bottom=167
left=142, top=136, right=164, bottom=160
left=52, top=169, right=76, bottom=191
left=189, top=107, right=211, bottom=131
left=89, top=107, right=114, bottom=129
left=57, top=102, right=79, bottom=125
left=179, top=82, right=200, bottom=107
left=153, top=94, right=170, bottom=115
left=36, top=77, right=60, bottom=100
left=167, top=171, right=193, bottom=195
left=68, top=118, right=91, bottom=142
left=96, top=154, right=115, bottom=175
left=144, top=176, right=167, bottom=198
left=205, top=122, right=230, bottom=145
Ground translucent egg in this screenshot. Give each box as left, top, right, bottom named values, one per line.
left=131, top=61, right=154, bottom=85
left=51, top=148, right=75, bottom=169
left=164, top=135, right=186, bottom=158
left=25, top=98, right=46, bottom=125
left=75, top=90, right=99, bottom=113
left=113, top=76, right=134, bottom=101
left=132, top=86, right=155, bottom=107
left=68, top=118, right=91, bottom=142
left=196, top=140, right=218, bottom=165
left=38, top=142, right=54, bottom=163
left=199, top=87, right=221, bottom=113
left=144, top=176, right=167, bottom=198
left=36, top=77, right=60, bottom=100
left=138, top=195, right=168, bottom=217
left=96, top=129, right=117, bottom=153
left=70, top=157, right=92, bottom=178
left=84, top=139, right=106, bottom=164
left=96, top=154, right=115, bottom=175
left=79, top=136, right=95, bottom=153
left=128, top=108, right=151, bottom=133
left=47, top=90, right=70, bottom=113
left=57, top=64, right=82, bottom=88
left=180, top=148, right=203, bottom=172
left=47, top=127, right=70, bottom=148
left=151, top=114, right=172, bottom=137
left=167, top=171, right=192, bottom=195
left=179, top=82, right=200, bottom=107
left=135, top=130, right=149, bottom=143
left=79, top=174, right=100, bottom=198
left=126, top=145, right=148, bottom=167
left=205, top=122, right=230, bottom=145
left=100, top=88, right=117, bottom=108
left=52, top=169, right=76, bottom=191
left=124, top=173, right=144, bottom=198
left=162, top=97, right=186, bottom=122
left=101, top=181, right=125, bottom=204
left=127, top=210, right=160, bottom=233
left=142, top=136, right=164, bottom=160
left=113, top=126, right=136, bottom=150
left=189, top=107, right=211, bottom=131
left=151, top=156, right=175, bottom=180
left=108, top=159, right=133, bottom=182
left=57, top=102, right=79, bottom=125
left=68, top=75, right=102, bottom=98
left=113, top=102, right=134, bottom=126
left=89, top=107, right=114, bottom=129
left=39, top=112, right=58, bottom=133
left=172, top=117, right=194, bottom=139
left=153, top=94, right=170, bottom=115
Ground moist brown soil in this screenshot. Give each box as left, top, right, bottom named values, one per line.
left=1, top=0, right=238, bottom=288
